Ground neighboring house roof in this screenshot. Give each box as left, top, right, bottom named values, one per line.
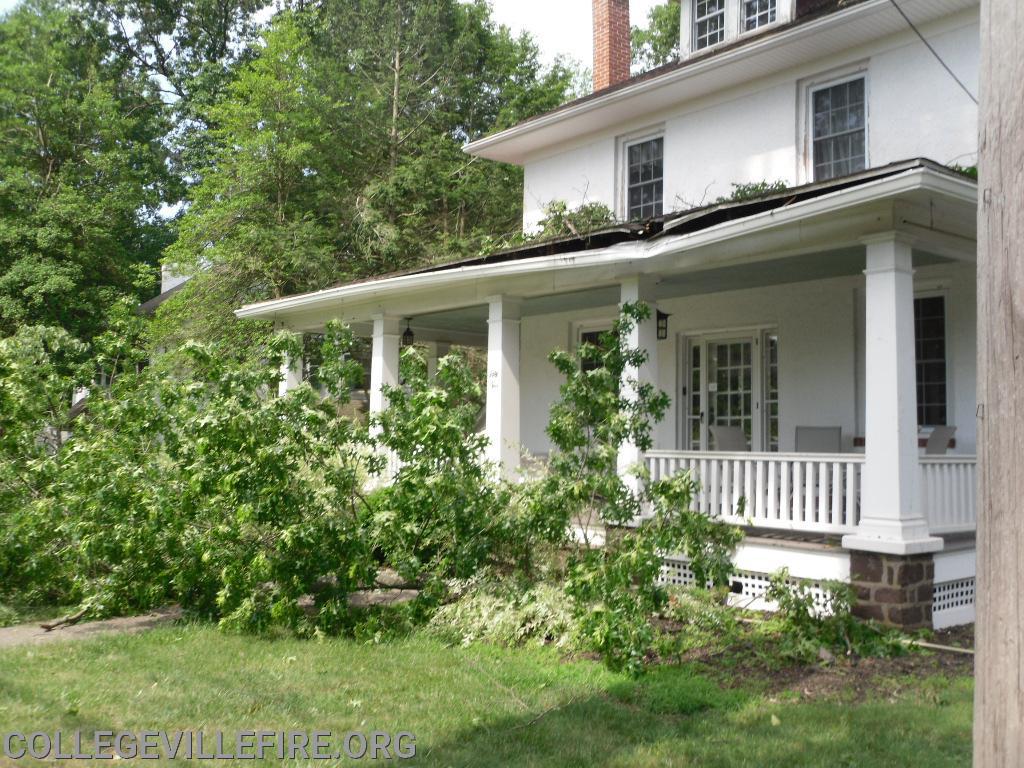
left=235, top=159, right=977, bottom=325
left=465, top=0, right=979, bottom=164
left=137, top=281, right=186, bottom=316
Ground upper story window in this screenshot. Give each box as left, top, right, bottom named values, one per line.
left=811, top=76, right=867, bottom=181
left=693, top=0, right=726, bottom=51
left=743, top=0, right=777, bottom=30
left=683, top=0, right=790, bottom=57
left=626, top=137, right=664, bottom=221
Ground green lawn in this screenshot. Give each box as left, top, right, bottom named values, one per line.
left=0, top=624, right=972, bottom=767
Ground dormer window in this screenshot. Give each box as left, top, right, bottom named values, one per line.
left=743, top=0, right=776, bottom=30
left=682, top=1, right=792, bottom=58
left=693, top=0, right=726, bottom=50
left=626, top=136, right=664, bottom=220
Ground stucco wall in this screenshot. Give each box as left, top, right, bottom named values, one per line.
left=518, top=267, right=977, bottom=457
left=521, top=11, right=979, bottom=231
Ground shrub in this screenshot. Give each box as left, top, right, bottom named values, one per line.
left=427, top=577, right=577, bottom=649
left=764, top=568, right=908, bottom=662
left=656, top=586, right=742, bottom=659
left=533, top=302, right=742, bottom=675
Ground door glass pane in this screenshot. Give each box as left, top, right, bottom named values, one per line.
left=764, top=334, right=780, bottom=451
left=708, top=340, right=754, bottom=448
left=687, top=343, right=703, bottom=449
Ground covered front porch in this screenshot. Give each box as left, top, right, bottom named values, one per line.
left=237, top=160, right=979, bottom=629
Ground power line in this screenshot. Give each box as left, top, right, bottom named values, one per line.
left=889, top=0, right=978, bottom=105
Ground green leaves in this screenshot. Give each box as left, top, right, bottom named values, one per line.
left=0, top=322, right=381, bottom=633
left=371, top=346, right=511, bottom=592
left=0, top=1, right=175, bottom=342
left=534, top=302, right=741, bottom=675
left=632, top=0, right=681, bottom=72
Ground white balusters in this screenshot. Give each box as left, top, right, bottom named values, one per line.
left=643, top=451, right=864, bottom=534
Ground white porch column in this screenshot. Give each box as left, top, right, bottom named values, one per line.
left=485, top=295, right=521, bottom=477
left=369, top=315, right=401, bottom=422
left=843, top=234, right=942, bottom=555
left=617, top=276, right=659, bottom=492
left=423, top=341, right=450, bottom=380
left=277, top=326, right=303, bottom=397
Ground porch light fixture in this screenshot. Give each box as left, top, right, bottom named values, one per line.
left=402, top=318, right=415, bottom=347
left=656, top=310, right=671, bottom=340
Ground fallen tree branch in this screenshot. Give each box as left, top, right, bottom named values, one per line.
left=510, top=697, right=578, bottom=731
left=905, top=638, right=975, bottom=655
left=40, top=608, right=88, bottom=632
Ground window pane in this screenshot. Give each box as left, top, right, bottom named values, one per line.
left=625, top=137, right=664, bottom=221
left=914, top=296, right=947, bottom=426
left=694, top=0, right=725, bottom=49
left=744, top=0, right=777, bottom=30
left=811, top=77, right=867, bottom=182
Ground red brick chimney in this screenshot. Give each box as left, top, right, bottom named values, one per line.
left=593, top=0, right=631, bottom=92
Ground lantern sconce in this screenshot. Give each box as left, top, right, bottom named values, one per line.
left=402, top=318, right=415, bottom=347
left=656, top=310, right=671, bottom=340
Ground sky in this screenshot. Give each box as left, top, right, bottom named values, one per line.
left=487, top=0, right=664, bottom=67
left=0, top=0, right=666, bottom=68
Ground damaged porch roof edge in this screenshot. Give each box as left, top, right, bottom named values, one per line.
left=234, top=165, right=976, bottom=322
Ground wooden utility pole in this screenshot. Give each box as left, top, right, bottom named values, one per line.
left=974, top=1, right=1024, bottom=765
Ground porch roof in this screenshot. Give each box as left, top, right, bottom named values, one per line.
left=235, top=160, right=976, bottom=335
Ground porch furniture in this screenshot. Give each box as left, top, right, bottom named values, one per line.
left=710, top=425, right=749, bottom=452
left=925, top=425, right=957, bottom=455
left=795, top=426, right=842, bottom=453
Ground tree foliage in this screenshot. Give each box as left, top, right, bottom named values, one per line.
left=0, top=0, right=175, bottom=341
left=159, top=1, right=581, bottom=347
left=370, top=347, right=513, bottom=595
left=0, top=323, right=378, bottom=627
left=531, top=302, right=742, bottom=674
left=632, top=0, right=680, bottom=72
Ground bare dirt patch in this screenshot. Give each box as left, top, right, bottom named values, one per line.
left=690, top=628, right=974, bottom=702
left=0, top=606, right=182, bottom=649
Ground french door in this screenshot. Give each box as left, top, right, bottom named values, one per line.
left=684, top=333, right=779, bottom=452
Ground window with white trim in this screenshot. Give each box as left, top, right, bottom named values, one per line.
left=743, top=0, right=777, bottom=30
left=811, top=76, right=867, bottom=181
left=625, top=137, right=664, bottom=221
left=693, top=0, right=726, bottom=50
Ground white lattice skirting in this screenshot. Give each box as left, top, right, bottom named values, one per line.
left=662, top=543, right=977, bottom=630
left=659, top=557, right=835, bottom=613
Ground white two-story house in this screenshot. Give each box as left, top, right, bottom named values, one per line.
left=237, top=0, right=981, bottom=630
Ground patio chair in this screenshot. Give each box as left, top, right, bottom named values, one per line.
left=795, top=426, right=842, bottom=453
left=710, top=425, right=749, bottom=452
left=925, top=425, right=957, bottom=455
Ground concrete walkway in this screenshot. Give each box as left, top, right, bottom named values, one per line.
left=0, top=606, right=181, bottom=649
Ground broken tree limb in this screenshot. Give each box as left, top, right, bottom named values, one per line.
left=40, top=608, right=88, bottom=632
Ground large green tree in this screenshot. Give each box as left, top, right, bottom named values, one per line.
left=0, top=0, right=175, bottom=341
left=159, top=0, right=579, bottom=347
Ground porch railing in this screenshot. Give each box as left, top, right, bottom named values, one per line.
left=645, top=450, right=863, bottom=535
left=920, top=456, right=977, bottom=534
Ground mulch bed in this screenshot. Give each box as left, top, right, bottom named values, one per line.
left=687, top=624, right=975, bottom=702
